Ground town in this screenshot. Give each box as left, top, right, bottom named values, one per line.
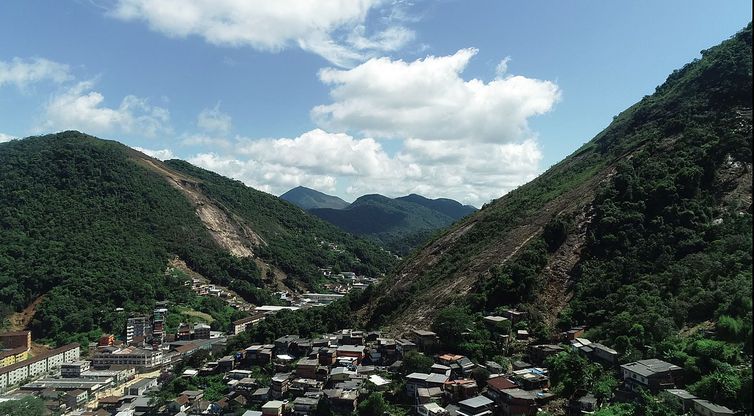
left=0, top=293, right=736, bottom=416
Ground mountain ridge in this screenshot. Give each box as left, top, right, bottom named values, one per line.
left=358, top=23, right=753, bottom=345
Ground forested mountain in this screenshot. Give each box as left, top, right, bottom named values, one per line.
left=280, top=186, right=350, bottom=210
left=356, top=25, right=752, bottom=404
left=396, top=194, right=476, bottom=219
left=0, top=133, right=395, bottom=345
left=310, top=194, right=476, bottom=255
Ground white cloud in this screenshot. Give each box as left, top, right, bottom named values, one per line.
left=197, top=104, right=232, bottom=134
left=133, top=146, right=175, bottom=160
left=495, top=56, right=511, bottom=77
left=186, top=128, right=541, bottom=207
left=0, top=133, right=17, bottom=143
left=312, top=48, right=561, bottom=142
left=39, top=80, right=171, bottom=137
left=110, top=0, right=414, bottom=66
left=0, top=57, right=71, bottom=89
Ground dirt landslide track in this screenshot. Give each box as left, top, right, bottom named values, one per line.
left=6, top=296, right=53, bottom=356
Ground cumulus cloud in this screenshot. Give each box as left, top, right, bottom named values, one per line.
left=133, top=146, right=174, bottom=160
left=39, top=80, right=171, bottom=137
left=0, top=133, right=17, bottom=143
left=110, top=0, right=414, bottom=66
left=0, top=57, right=71, bottom=89
left=312, top=48, right=561, bottom=142
left=197, top=104, right=232, bottom=134
left=185, top=128, right=541, bottom=207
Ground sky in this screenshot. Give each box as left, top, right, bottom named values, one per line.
left=0, top=1, right=751, bottom=207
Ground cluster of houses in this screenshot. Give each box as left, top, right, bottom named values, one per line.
left=0, top=314, right=741, bottom=416
left=318, top=269, right=380, bottom=294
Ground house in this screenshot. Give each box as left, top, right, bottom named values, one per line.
left=484, top=376, right=517, bottom=405
left=528, top=344, right=564, bottom=365
left=406, top=373, right=431, bottom=397
left=419, top=402, right=450, bottom=416
left=295, top=359, right=319, bottom=379
left=318, top=347, right=337, bottom=366
left=457, top=395, right=494, bottom=416
left=496, top=388, right=538, bottom=416
left=329, top=389, right=360, bottom=414
left=123, top=378, right=157, bottom=395
left=663, top=389, right=697, bottom=413
left=336, top=345, right=365, bottom=364
left=274, top=335, right=301, bottom=355
left=511, top=368, right=549, bottom=390
left=61, top=361, right=91, bottom=378
left=194, top=323, right=211, bottom=340
left=692, top=399, right=734, bottom=416
left=503, top=310, right=527, bottom=325
left=560, top=326, right=587, bottom=341
left=63, top=389, right=89, bottom=409
left=412, top=330, right=439, bottom=352
left=444, top=379, right=479, bottom=403
left=330, top=366, right=357, bottom=382
left=270, top=373, right=292, bottom=399
left=516, top=330, right=530, bottom=341
left=483, top=316, right=510, bottom=333
left=261, top=400, right=285, bottom=416
left=589, top=343, right=618, bottom=365
left=417, top=387, right=444, bottom=404
left=249, top=387, right=270, bottom=403
left=292, top=396, right=319, bottom=415
left=620, top=359, right=683, bottom=393
left=396, top=339, right=418, bottom=355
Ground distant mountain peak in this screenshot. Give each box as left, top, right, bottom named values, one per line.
left=280, top=186, right=350, bottom=210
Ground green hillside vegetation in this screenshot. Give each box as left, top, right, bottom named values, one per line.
left=356, top=23, right=752, bottom=412
left=280, top=185, right=350, bottom=210
left=0, top=133, right=395, bottom=345
left=396, top=194, right=476, bottom=219
left=311, top=194, right=474, bottom=255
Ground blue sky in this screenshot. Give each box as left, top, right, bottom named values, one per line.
left=0, top=1, right=750, bottom=206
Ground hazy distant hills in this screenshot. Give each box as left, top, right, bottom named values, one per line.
left=280, top=186, right=350, bottom=210
left=281, top=187, right=477, bottom=255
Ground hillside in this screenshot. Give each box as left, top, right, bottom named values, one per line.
left=0, top=133, right=395, bottom=345
left=359, top=22, right=752, bottom=357
left=310, top=194, right=476, bottom=255
left=280, top=185, right=350, bottom=210
left=396, top=194, right=477, bottom=219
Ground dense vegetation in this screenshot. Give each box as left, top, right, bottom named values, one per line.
left=311, top=193, right=475, bottom=255
left=362, top=23, right=752, bottom=412
left=0, top=133, right=394, bottom=345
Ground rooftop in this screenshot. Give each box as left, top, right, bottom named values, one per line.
left=458, top=395, right=493, bottom=409
left=621, top=359, right=682, bottom=377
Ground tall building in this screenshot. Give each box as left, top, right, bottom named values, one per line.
left=126, top=316, right=150, bottom=346
left=152, top=308, right=168, bottom=348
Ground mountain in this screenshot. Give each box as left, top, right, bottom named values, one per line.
left=396, top=194, right=477, bottom=219
left=0, top=132, right=396, bottom=345
left=280, top=186, right=350, bottom=210
left=359, top=22, right=752, bottom=357
left=309, top=193, right=476, bottom=255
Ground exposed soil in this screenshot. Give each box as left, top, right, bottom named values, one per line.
left=365, top=158, right=621, bottom=335
left=7, top=295, right=44, bottom=331
left=137, top=157, right=264, bottom=257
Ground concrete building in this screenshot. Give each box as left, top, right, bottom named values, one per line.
left=91, top=346, right=163, bottom=369
left=0, top=343, right=80, bottom=392
left=61, top=361, right=90, bottom=378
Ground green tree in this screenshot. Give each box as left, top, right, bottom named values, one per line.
left=357, top=392, right=389, bottom=416
left=402, top=351, right=433, bottom=374
left=0, top=396, right=46, bottom=416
